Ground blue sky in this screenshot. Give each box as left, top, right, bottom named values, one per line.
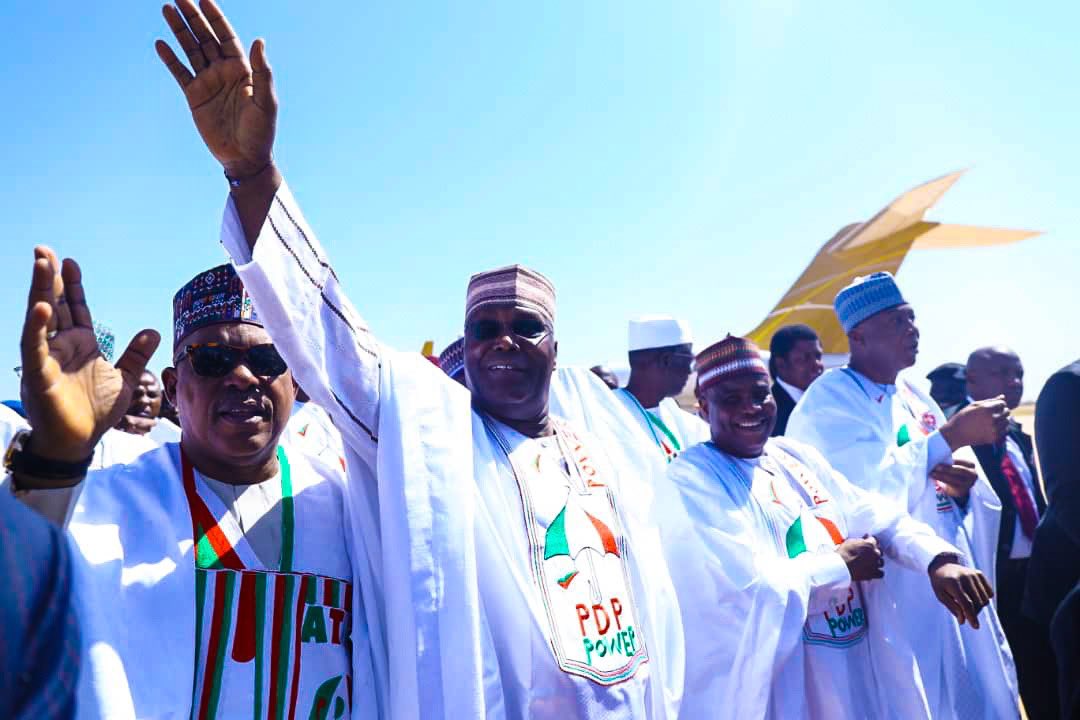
left=1, top=1, right=1076, bottom=402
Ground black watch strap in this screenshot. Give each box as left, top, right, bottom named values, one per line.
left=4, top=430, right=94, bottom=486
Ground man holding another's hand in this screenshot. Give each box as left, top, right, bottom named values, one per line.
left=787, top=272, right=1021, bottom=719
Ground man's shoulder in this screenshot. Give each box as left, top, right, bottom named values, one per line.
left=667, top=442, right=717, bottom=484
left=93, top=442, right=177, bottom=477
left=79, top=443, right=182, bottom=511
left=807, top=367, right=853, bottom=392
left=770, top=380, right=792, bottom=404
left=768, top=435, right=834, bottom=471
left=662, top=397, right=707, bottom=426
left=1007, top=423, right=1034, bottom=451
left=791, top=368, right=854, bottom=409
left=1041, top=360, right=1080, bottom=397
left=1057, top=359, right=1080, bottom=377
left=768, top=434, right=811, bottom=457
left=285, top=445, right=347, bottom=498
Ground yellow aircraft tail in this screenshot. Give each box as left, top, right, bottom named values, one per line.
left=745, top=170, right=1040, bottom=354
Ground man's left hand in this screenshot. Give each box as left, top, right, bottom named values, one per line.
left=928, top=557, right=993, bottom=629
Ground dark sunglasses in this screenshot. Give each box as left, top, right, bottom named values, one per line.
left=467, top=317, right=550, bottom=343
left=666, top=351, right=696, bottom=369
left=174, top=343, right=288, bottom=378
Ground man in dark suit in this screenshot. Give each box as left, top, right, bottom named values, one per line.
left=768, top=324, right=823, bottom=436
left=1026, top=358, right=1080, bottom=719
left=965, top=346, right=1057, bottom=718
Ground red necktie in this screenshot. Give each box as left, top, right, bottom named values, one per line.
left=999, top=448, right=1039, bottom=539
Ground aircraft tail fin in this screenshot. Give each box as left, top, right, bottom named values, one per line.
left=745, top=172, right=1040, bottom=355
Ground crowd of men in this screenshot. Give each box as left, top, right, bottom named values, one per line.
left=1, top=1, right=1077, bottom=718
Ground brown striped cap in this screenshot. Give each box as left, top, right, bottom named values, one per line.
left=465, top=264, right=556, bottom=327
left=695, top=335, right=769, bottom=392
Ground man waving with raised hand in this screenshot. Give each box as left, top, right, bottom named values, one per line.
left=155, top=2, right=685, bottom=719
left=13, top=245, right=371, bottom=719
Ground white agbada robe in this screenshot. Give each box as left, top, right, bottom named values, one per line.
left=219, top=182, right=684, bottom=720
left=147, top=417, right=183, bottom=445
left=67, top=442, right=377, bottom=719
left=0, top=403, right=29, bottom=451
left=286, top=400, right=346, bottom=470
left=665, top=436, right=960, bottom=719
left=787, top=367, right=1020, bottom=719
left=91, top=428, right=157, bottom=470
left=0, top=405, right=29, bottom=491
left=6, top=427, right=158, bottom=519
left=613, top=391, right=709, bottom=462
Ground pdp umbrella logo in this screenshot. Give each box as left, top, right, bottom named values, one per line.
left=544, top=491, right=620, bottom=604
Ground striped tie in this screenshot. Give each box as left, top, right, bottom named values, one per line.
left=999, top=447, right=1038, bottom=539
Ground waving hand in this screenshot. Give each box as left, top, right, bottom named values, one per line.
left=20, top=247, right=160, bottom=463
left=155, top=0, right=277, bottom=178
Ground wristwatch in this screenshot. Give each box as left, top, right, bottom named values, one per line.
left=4, top=429, right=94, bottom=491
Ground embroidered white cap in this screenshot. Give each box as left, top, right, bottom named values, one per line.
left=628, top=315, right=693, bottom=352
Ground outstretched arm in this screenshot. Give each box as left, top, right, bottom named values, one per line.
left=155, top=0, right=281, bottom=245
left=156, top=0, right=385, bottom=464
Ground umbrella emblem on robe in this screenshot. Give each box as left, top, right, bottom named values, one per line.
left=544, top=492, right=619, bottom=602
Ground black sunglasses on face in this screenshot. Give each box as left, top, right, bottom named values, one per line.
left=467, top=317, right=550, bottom=343
left=174, top=343, right=288, bottom=378
left=666, top=352, right=696, bottom=370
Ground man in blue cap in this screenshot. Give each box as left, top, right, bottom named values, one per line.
left=787, top=271, right=1021, bottom=718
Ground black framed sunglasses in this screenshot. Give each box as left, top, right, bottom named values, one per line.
left=174, top=343, right=288, bottom=378
left=665, top=351, right=696, bottom=370
left=466, top=317, right=550, bottom=343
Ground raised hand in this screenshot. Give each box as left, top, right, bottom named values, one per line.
left=20, top=247, right=160, bottom=463
left=940, top=396, right=1010, bottom=449
left=928, top=556, right=993, bottom=630
left=836, top=535, right=885, bottom=582
left=155, top=0, right=277, bottom=178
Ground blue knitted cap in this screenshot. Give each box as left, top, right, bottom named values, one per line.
left=94, top=322, right=115, bottom=362
left=834, top=272, right=906, bottom=333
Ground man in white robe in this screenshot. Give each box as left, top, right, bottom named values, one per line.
left=615, top=315, right=709, bottom=462
left=786, top=271, right=1021, bottom=718
left=155, top=3, right=684, bottom=716
left=10, top=254, right=374, bottom=719
left=664, top=335, right=997, bottom=720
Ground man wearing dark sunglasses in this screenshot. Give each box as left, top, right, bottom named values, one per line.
left=155, top=2, right=684, bottom=716
left=617, top=315, right=709, bottom=463
left=10, top=255, right=370, bottom=718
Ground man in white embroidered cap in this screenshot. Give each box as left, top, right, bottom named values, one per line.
left=616, top=315, right=709, bottom=462
left=154, top=3, right=683, bottom=717
left=787, top=271, right=1021, bottom=718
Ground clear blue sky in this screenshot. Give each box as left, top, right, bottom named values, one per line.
left=1, top=1, right=1076, bottom=402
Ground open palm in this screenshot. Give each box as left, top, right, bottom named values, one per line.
left=155, top=0, right=276, bottom=178
left=20, top=248, right=160, bottom=462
